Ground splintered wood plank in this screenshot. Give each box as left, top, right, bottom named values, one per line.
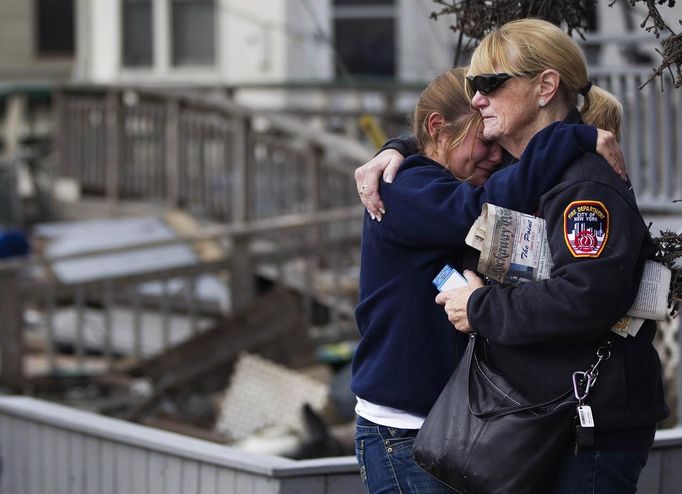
left=130, top=286, right=304, bottom=386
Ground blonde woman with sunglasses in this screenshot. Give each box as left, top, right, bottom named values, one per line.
left=437, top=19, right=668, bottom=493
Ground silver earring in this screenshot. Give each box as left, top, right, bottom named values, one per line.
left=539, top=99, right=546, bottom=107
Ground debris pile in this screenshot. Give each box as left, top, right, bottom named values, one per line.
left=15, top=212, right=359, bottom=458
left=22, top=276, right=357, bottom=458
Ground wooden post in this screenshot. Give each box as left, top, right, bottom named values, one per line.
left=231, top=116, right=249, bottom=224
left=306, top=145, right=322, bottom=212
left=52, top=89, right=69, bottom=178
left=105, top=91, right=121, bottom=207
left=303, top=145, right=323, bottom=330
left=165, top=98, right=181, bottom=208
left=229, top=233, right=255, bottom=313
left=382, top=90, right=397, bottom=140
left=0, top=262, right=24, bottom=389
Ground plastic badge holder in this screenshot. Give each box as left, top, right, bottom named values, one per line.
left=432, top=264, right=467, bottom=292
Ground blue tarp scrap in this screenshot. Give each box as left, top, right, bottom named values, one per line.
left=0, top=230, right=30, bottom=259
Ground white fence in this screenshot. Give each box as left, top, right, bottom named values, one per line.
left=0, top=397, right=362, bottom=494
left=1, top=396, right=682, bottom=494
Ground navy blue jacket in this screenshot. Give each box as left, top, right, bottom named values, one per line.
left=468, top=111, right=669, bottom=449
left=352, top=122, right=597, bottom=416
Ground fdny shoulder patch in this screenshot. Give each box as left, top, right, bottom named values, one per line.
left=563, top=200, right=609, bottom=258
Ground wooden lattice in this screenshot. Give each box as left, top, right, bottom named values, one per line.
left=655, top=316, right=680, bottom=427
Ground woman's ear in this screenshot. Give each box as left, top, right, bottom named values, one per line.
left=537, top=69, right=561, bottom=105
left=426, top=112, right=445, bottom=140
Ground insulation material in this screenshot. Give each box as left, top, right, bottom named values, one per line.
left=216, top=353, right=329, bottom=441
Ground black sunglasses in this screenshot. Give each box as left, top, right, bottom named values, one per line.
left=466, top=73, right=514, bottom=95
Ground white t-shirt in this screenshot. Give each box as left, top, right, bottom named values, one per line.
left=355, top=397, right=425, bottom=430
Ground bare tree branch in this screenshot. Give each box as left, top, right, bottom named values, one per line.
left=431, top=0, right=682, bottom=89
left=650, top=227, right=682, bottom=317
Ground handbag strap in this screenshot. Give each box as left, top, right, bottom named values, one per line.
left=468, top=351, right=575, bottom=419
left=467, top=335, right=613, bottom=419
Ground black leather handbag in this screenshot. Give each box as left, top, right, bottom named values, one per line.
left=412, top=334, right=579, bottom=494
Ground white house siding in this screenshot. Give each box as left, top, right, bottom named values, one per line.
left=223, top=0, right=288, bottom=83
left=0, top=0, right=72, bottom=80
left=222, top=0, right=291, bottom=108
left=284, top=0, right=333, bottom=82
left=397, top=0, right=455, bottom=82
left=5, top=1, right=682, bottom=85
left=73, top=0, right=455, bottom=87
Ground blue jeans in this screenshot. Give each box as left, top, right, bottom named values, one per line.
left=548, top=449, right=648, bottom=494
left=354, top=416, right=456, bottom=493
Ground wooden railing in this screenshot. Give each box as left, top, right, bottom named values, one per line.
left=53, top=87, right=370, bottom=223
left=588, top=68, right=682, bottom=212
left=0, top=68, right=675, bottom=217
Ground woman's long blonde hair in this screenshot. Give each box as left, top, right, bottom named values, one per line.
left=411, top=67, right=482, bottom=169
left=468, top=18, right=622, bottom=139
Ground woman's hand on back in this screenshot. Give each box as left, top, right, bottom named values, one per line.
left=355, top=149, right=405, bottom=221
left=596, top=129, right=627, bottom=181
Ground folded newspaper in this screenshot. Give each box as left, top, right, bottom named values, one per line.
left=465, top=203, right=672, bottom=338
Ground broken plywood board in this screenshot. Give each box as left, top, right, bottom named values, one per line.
left=216, top=353, right=329, bottom=441
left=34, top=216, right=198, bottom=283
